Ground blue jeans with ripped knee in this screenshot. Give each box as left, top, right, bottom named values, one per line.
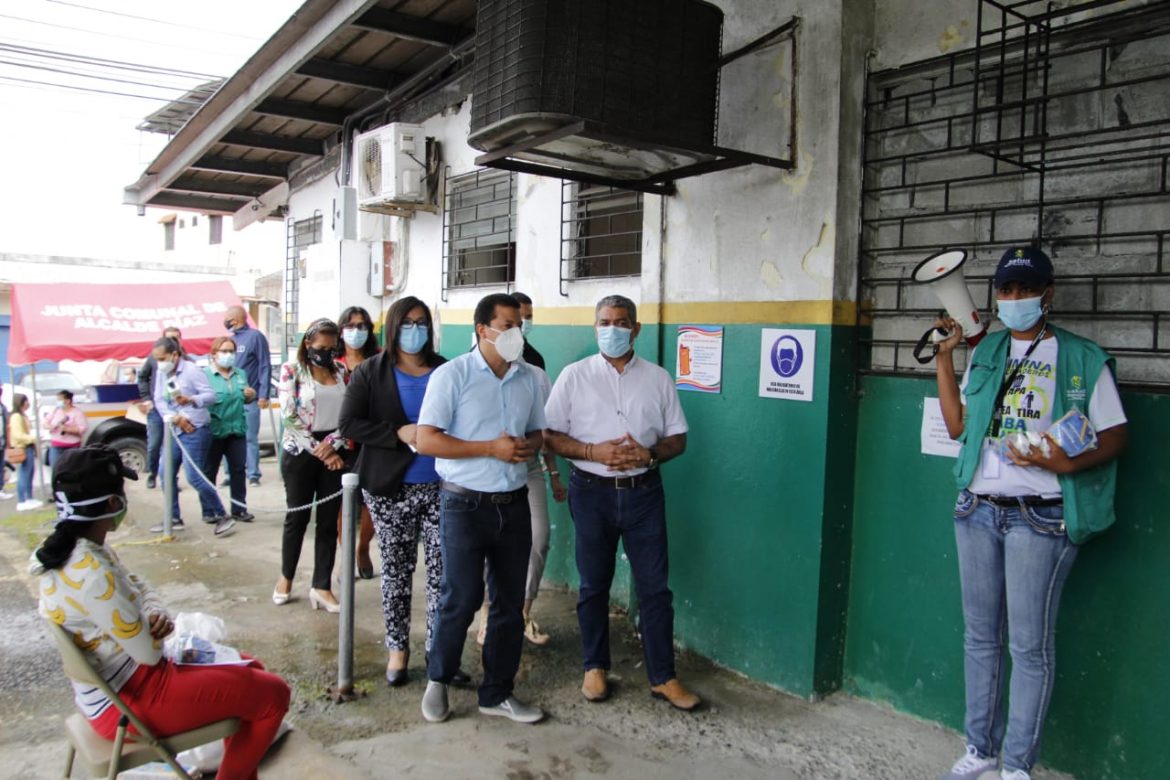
left=953, top=488, right=1078, bottom=773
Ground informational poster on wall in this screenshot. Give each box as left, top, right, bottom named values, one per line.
left=758, top=328, right=816, bottom=402
left=675, top=325, right=724, bottom=394
left=921, top=397, right=962, bottom=458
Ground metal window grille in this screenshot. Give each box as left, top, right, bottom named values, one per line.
left=859, top=1, right=1170, bottom=388
left=163, top=221, right=175, bottom=251
left=442, top=169, right=516, bottom=297
left=208, top=214, right=223, bottom=246
left=559, top=181, right=643, bottom=295
left=284, top=211, right=323, bottom=351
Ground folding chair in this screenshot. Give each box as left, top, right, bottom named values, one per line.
left=46, top=621, right=240, bottom=780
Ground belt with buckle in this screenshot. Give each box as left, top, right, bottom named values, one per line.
left=571, top=466, right=658, bottom=490
left=975, top=493, right=1063, bottom=508
left=440, top=481, right=526, bottom=504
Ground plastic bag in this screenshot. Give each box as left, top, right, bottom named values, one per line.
left=999, top=430, right=1051, bottom=460
left=172, top=612, right=226, bottom=642
left=1048, top=408, right=1099, bottom=457
left=163, top=612, right=247, bottom=666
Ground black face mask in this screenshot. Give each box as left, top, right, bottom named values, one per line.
left=306, top=347, right=335, bottom=369
left=223, top=318, right=236, bottom=331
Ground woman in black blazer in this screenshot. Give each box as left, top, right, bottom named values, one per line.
left=339, top=297, right=465, bottom=687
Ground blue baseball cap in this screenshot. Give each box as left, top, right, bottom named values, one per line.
left=994, top=246, right=1054, bottom=288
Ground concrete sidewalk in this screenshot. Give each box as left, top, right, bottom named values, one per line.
left=0, top=462, right=1073, bottom=779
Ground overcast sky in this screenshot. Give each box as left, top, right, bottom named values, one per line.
left=0, top=0, right=303, bottom=262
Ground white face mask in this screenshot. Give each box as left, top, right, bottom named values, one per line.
left=486, top=326, right=525, bottom=363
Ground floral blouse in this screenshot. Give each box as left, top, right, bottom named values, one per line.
left=277, top=360, right=351, bottom=455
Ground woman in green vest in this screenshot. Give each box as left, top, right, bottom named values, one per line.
left=934, top=247, right=1128, bottom=780
left=205, top=335, right=257, bottom=524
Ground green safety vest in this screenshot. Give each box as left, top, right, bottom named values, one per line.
left=953, top=325, right=1120, bottom=544
left=205, top=366, right=249, bottom=439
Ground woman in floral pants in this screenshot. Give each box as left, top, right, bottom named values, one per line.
left=339, top=297, right=468, bottom=686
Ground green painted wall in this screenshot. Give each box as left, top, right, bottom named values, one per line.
left=846, top=374, right=1170, bottom=780
left=440, top=320, right=857, bottom=698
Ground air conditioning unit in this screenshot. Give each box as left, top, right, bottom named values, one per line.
left=353, top=123, right=426, bottom=208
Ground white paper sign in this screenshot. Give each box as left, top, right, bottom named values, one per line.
left=758, top=329, right=816, bottom=402
left=921, top=397, right=962, bottom=458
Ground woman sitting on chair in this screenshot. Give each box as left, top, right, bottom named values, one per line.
left=31, top=445, right=290, bottom=780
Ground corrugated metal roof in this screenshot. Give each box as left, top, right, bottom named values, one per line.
left=124, top=0, right=474, bottom=215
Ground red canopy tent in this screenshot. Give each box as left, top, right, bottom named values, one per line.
left=8, top=281, right=243, bottom=363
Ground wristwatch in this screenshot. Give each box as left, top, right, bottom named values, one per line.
left=646, top=446, right=659, bottom=470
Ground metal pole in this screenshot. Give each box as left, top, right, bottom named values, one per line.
left=30, top=364, right=46, bottom=500
left=266, top=405, right=282, bottom=469
left=162, top=422, right=174, bottom=536
left=336, top=472, right=359, bottom=697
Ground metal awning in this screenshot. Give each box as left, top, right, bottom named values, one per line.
left=123, top=0, right=474, bottom=217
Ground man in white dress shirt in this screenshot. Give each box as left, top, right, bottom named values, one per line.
left=544, top=294, right=699, bottom=711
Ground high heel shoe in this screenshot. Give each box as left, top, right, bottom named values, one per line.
left=272, top=580, right=292, bottom=606
left=309, top=589, right=341, bottom=613
left=386, top=649, right=410, bottom=687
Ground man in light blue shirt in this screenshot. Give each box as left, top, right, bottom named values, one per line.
left=417, top=293, right=547, bottom=725
left=150, top=336, right=232, bottom=536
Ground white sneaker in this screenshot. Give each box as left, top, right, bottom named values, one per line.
left=0, top=491, right=13, bottom=500
left=1001, top=771, right=1030, bottom=780
left=940, top=745, right=998, bottom=780
left=478, top=695, right=544, bottom=724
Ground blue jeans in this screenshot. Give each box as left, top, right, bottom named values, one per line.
left=17, top=446, right=35, bottom=502
left=568, top=469, right=675, bottom=686
left=169, top=425, right=226, bottom=521
left=427, top=485, right=531, bottom=707
left=244, top=402, right=261, bottom=480
left=954, top=489, right=1078, bottom=773
left=146, top=407, right=163, bottom=477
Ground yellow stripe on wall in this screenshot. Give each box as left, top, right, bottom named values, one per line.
left=438, top=300, right=858, bottom=327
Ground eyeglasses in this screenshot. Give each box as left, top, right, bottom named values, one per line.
left=400, top=319, right=427, bottom=330
left=344, top=323, right=369, bottom=331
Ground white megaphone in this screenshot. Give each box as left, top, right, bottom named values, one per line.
left=911, top=249, right=988, bottom=364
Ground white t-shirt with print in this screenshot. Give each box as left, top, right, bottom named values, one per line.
left=962, top=336, right=1127, bottom=498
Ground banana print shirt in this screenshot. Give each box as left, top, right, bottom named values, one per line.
left=31, top=538, right=169, bottom=719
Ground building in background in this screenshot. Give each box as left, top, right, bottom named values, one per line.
left=122, top=2, right=1170, bottom=778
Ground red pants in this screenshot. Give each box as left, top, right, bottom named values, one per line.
left=90, top=658, right=290, bottom=780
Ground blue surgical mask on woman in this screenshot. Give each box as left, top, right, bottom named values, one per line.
left=342, top=327, right=369, bottom=350
left=997, top=295, right=1046, bottom=332
left=215, top=352, right=236, bottom=369
left=398, top=324, right=428, bottom=355
left=597, top=326, right=633, bottom=358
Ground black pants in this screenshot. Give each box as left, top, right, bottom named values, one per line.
left=280, top=447, right=343, bottom=591
left=206, top=434, right=247, bottom=516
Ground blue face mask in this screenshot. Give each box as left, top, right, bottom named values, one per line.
left=215, top=351, right=236, bottom=369
left=398, top=324, right=428, bottom=354
left=342, top=327, right=369, bottom=350
left=997, top=295, right=1046, bottom=332
left=597, top=325, right=633, bottom=358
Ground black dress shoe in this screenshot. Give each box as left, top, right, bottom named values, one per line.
left=385, top=667, right=409, bottom=687
left=146, top=475, right=157, bottom=489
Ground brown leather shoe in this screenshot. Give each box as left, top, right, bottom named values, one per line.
left=650, top=679, right=701, bottom=711
left=581, top=669, right=609, bottom=702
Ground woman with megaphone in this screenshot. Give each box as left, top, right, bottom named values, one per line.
left=933, top=246, right=1129, bottom=780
